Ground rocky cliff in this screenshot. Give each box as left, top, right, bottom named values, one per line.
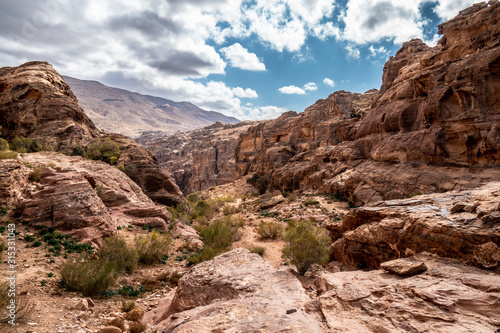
left=138, top=121, right=260, bottom=195
left=0, top=61, right=183, bottom=206
left=235, top=2, right=500, bottom=205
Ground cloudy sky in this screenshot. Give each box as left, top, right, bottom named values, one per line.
left=0, top=0, right=479, bottom=120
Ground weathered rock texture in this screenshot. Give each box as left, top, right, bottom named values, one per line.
left=0, top=61, right=184, bottom=206
left=0, top=61, right=99, bottom=152
left=316, top=254, right=500, bottom=332
left=329, top=181, right=500, bottom=270
left=138, top=121, right=259, bottom=194
left=0, top=152, right=197, bottom=246
left=235, top=2, right=500, bottom=205
left=148, top=248, right=324, bottom=332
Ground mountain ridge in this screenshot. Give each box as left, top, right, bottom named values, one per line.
left=63, top=75, right=239, bottom=138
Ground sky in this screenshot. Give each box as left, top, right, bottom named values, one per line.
left=0, top=0, right=480, bottom=120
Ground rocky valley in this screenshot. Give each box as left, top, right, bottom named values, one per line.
left=0, top=2, right=499, bottom=333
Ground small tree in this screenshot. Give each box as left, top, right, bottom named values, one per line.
left=282, top=221, right=330, bottom=275
left=0, top=138, right=8, bottom=151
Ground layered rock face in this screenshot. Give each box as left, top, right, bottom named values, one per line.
left=0, top=61, right=184, bottom=206
left=139, top=121, right=259, bottom=194
left=329, top=181, right=500, bottom=270
left=235, top=2, right=500, bottom=205
left=0, top=152, right=196, bottom=245
left=0, top=61, right=99, bottom=152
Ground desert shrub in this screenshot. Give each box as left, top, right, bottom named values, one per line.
left=0, top=138, right=8, bottom=151
left=222, top=205, right=240, bottom=216
left=85, top=137, right=120, bottom=164
left=190, top=200, right=212, bottom=219
left=257, top=221, right=283, bottom=240
left=248, top=246, right=265, bottom=256
left=107, top=317, right=125, bottom=331
left=10, top=137, right=51, bottom=153
left=0, top=151, right=18, bottom=159
left=135, top=231, right=172, bottom=265
left=224, top=215, right=245, bottom=241
left=98, top=236, right=138, bottom=274
left=217, top=195, right=235, bottom=202
left=282, top=220, right=330, bottom=275
left=128, top=321, right=146, bottom=333
left=187, top=220, right=234, bottom=265
left=157, top=270, right=182, bottom=287
left=186, top=193, right=201, bottom=203
left=121, top=300, right=136, bottom=313
left=60, top=258, right=117, bottom=296
left=141, top=277, right=163, bottom=291
left=24, top=235, right=35, bottom=242
left=124, top=307, right=143, bottom=322
left=0, top=282, right=35, bottom=323
left=247, top=173, right=270, bottom=194
left=72, top=146, right=84, bottom=156
left=28, top=168, right=41, bottom=182
left=303, top=199, right=320, bottom=206
left=117, top=164, right=126, bottom=172
left=166, top=206, right=178, bottom=220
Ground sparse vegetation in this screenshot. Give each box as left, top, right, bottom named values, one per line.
left=124, top=307, right=143, bottom=322
left=72, top=146, right=84, bottom=156
left=186, top=193, right=201, bottom=203
left=135, top=230, right=172, bottom=265
left=189, top=199, right=212, bottom=220
left=282, top=220, right=330, bottom=275
left=0, top=151, right=18, bottom=159
left=28, top=167, right=41, bottom=182
left=10, top=136, right=52, bottom=153
left=0, top=138, right=9, bottom=151
left=187, top=220, right=234, bottom=265
left=60, top=258, right=117, bottom=296
left=410, top=191, right=423, bottom=198
left=248, top=246, right=266, bottom=256
left=85, top=137, right=121, bottom=165
left=156, top=270, right=182, bottom=287
left=128, top=321, right=146, bottom=333
left=247, top=173, right=271, bottom=194
left=107, top=317, right=126, bottom=331
left=0, top=281, right=35, bottom=323
left=303, top=199, right=320, bottom=206
left=257, top=221, right=283, bottom=240
left=223, top=204, right=240, bottom=216
left=98, top=235, right=139, bottom=274
left=121, top=300, right=136, bottom=313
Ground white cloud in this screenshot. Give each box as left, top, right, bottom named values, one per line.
left=345, top=44, right=360, bottom=59
left=220, top=43, right=266, bottom=71
left=323, top=78, right=335, bottom=87
left=278, top=85, right=306, bottom=94
left=241, top=105, right=289, bottom=120
left=232, top=87, right=258, bottom=98
left=303, top=82, right=317, bottom=91
left=313, top=22, right=341, bottom=40
left=433, top=0, right=478, bottom=20
left=368, top=45, right=389, bottom=58
left=340, top=0, right=426, bottom=44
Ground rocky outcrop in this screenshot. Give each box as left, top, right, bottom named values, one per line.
left=0, top=61, right=184, bottom=206
left=0, top=152, right=196, bottom=245
left=147, top=248, right=324, bottom=332
left=106, top=133, right=184, bottom=206
left=138, top=121, right=260, bottom=194
left=329, top=181, right=500, bottom=270
left=316, top=254, right=500, bottom=332
left=0, top=61, right=99, bottom=152
left=235, top=2, right=500, bottom=205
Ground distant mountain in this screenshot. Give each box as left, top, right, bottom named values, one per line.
left=62, top=76, right=239, bottom=138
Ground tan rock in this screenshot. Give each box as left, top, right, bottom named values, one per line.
left=380, top=258, right=427, bottom=276
left=73, top=299, right=89, bottom=311
left=98, top=327, right=122, bottom=333
left=259, top=194, right=285, bottom=210
left=316, top=254, right=500, bottom=332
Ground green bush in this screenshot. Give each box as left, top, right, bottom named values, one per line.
left=247, top=174, right=270, bottom=194
left=303, top=199, right=320, bottom=206
left=187, top=220, right=234, bottom=265
left=72, top=146, right=84, bottom=156
left=282, top=221, right=330, bottom=275
left=28, top=168, right=41, bottom=182
left=222, top=205, right=240, bottom=216
left=257, top=221, right=283, bottom=240
left=98, top=236, right=138, bottom=274
left=10, top=137, right=52, bottom=153
left=190, top=200, right=212, bottom=219
left=248, top=246, right=265, bottom=256
left=60, top=258, right=117, bottom=296
left=85, top=137, right=121, bottom=165
left=186, top=193, right=201, bottom=203
left=0, top=138, right=8, bottom=151
left=0, top=151, right=18, bottom=159
left=166, top=206, right=178, bottom=220
left=135, top=231, right=172, bottom=265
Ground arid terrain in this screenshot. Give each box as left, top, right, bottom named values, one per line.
left=0, top=2, right=499, bottom=333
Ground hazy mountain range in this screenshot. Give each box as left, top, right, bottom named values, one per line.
left=63, top=76, right=239, bottom=138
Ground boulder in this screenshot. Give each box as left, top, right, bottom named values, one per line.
left=380, top=258, right=427, bottom=276
left=259, top=194, right=285, bottom=210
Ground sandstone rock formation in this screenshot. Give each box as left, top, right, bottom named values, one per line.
left=0, top=152, right=196, bottom=245
left=147, top=248, right=323, bottom=332
left=329, top=181, right=500, bottom=270
left=139, top=121, right=260, bottom=194
left=235, top=2, right=500, bottom=205
left=0, top=61, right=184, bottom=206
left=316, top=254, right=500, bottom=332
left=0, top=61, right=99, bottom=152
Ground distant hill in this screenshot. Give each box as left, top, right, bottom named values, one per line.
left=63, top=76, right=239, bottom=138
